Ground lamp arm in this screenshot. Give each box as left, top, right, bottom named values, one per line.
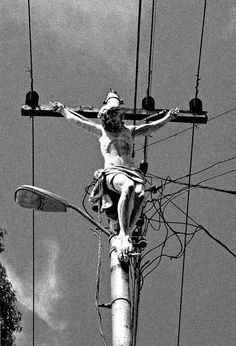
left=68, top=204, right=112, bottom=236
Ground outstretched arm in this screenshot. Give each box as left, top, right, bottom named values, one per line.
left=51, top=102, right=102, bottom=136
left=130, top=108, right=179, bottom=137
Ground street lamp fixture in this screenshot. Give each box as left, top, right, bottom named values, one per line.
left=14, top=185, right=110, bottom=236
left=15, top=185, right=68, bottom=212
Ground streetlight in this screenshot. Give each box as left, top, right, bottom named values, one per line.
left=14, top=185, right=110, bottom=236
left=14, top=185, right=132, bottom=346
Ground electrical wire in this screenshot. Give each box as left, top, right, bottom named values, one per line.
left=176, top=1, right=208, bottom=343
left=132, top=0, right=143, bottom=162
left=148, top=166, right=236, bottom=196
left=147, top=0, right=158, bottom=97
left=142, top=0, right=158, bottom=166
left=138, top=176, right=236, bottom=287
left=94, top=229, right=108, bottom=346
left=157, top=185, right=236, bottom=258
left=196, top=168, right=236, bottom=185
left=27, top=1, right=36, bottom=344
left=177, top=124, right=195, bottom=345
left=27, top=0, right=34, bottom=92
left=133, top=0, right=143, bottom=127
left=174, top=156, right=236, bottom=182
left=132, top=3, right=143, bottom=344
left=171, top=192, right=236, bottom=258
left=136, top=106, right=236, bottom=151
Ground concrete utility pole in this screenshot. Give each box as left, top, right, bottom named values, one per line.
left=110, top=235, right=132, bottom=346
left=21, top=90, right=208, bottom=345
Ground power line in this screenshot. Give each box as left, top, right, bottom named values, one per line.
left=197, top=168, right=236, bottom=185
left=27, top=0, right=34, bottom=92
left=157, top=188, right=236, bottom=258
left=177, top=124, right=195, bottom=346
left=139, top=182, right=236, bottom=281
left=194, top=0, right=208, bottom=99
left=175, top=156, right=236, bottom=181
left=147, top=0, right=158, bottom=97
left=147, top=156, right=236, bottom=195
left=136, top=107, right=236, bottom=151
left=177, top=1, right=208, bottom=344
left=27, top=1, right=36, bottom=345
left=132, top=0, right=143, bottom=161
left=133, top=0, right=143, bottom=127
left=94, top=230, right=108, bottom=346
left=142, top=0, right=158, bottom=166
left=209, top=107, right=236, bottom=122
left=132, top=3, right=143, bottom=345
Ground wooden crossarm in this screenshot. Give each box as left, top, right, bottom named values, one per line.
left=21, top=105, right=208, bottom=124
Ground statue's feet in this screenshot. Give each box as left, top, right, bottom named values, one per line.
left=113, top=234, right=133, bottom=262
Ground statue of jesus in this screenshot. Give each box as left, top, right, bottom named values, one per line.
left=51, top=91, right=179, bottom=261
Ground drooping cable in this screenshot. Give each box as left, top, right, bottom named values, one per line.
left=147, top=0, right=158, bottom=98
left=27, top=1, right=36, bottom=344
left=177, top=49, right=196, bottom=346
left=148, top=156, right=236, bottom=195
left=157, top=187, right=236, bottom=258
left=132, top=0, right=143, bottom=159
left=136, top=106, right=236, bottom=151
left=133, top=0, right=142, bottom=127
left=94, top=229, right=108, bottom=346
left=175, top=156, right=236, bottom=182
left=143, top=0, right=158, bottom=164
left=131, top=2, right=143, bottom=344
left=177, top=2, right=208, bottom=345
left=195, top=0, right=208, bottom=99
left=27, top=0, right=34, bottom=92
left=138, top=176, right=236, bottom=285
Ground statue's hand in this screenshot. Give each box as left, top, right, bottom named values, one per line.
left=50, top=102, right=65, bottom=114
left=170, top=107, right=179, bottom=119
left=97, top=104, right=111, bottom=118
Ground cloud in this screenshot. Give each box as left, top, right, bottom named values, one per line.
left=2, top=0, right=139, bottom=82
left=3, top=239, right=67, bottom=332
left=37, top=1, right=138, bottom=78
left=222, top=6, right=236, bottom=39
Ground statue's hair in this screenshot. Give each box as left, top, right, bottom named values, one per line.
left=106, top=107, right=123, bottom=119
left=100, top=107, right=125, bottom=131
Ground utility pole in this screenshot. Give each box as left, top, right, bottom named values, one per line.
left=21, top=89, right=207, bottom=345
left=110, top=234, right=132, bottom=346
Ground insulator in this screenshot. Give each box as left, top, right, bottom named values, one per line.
left=142, top=96, right=155, bottom=111
left=189, top=97, right=203, bottom=115
left=25, top=90, right=39, bottom=108
left=139, top=161, right=148, bottom=175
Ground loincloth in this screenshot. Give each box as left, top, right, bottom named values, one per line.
left=89, top=165, right=144, bottom=212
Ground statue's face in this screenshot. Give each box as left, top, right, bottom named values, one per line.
left=99, top=107, right=124, bottom=132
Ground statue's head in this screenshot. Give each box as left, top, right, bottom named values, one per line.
left=98, top=106, right=124, bottom=131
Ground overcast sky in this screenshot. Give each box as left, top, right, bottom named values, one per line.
left=1, top=1, right=236, bottom=345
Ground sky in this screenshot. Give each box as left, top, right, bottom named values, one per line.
left=1, top=1, right=236, bottom=345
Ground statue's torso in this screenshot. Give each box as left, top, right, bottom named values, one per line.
left=99, top=126, right=134, bottom=168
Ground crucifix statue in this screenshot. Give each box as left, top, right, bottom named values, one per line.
left=51, top=90, right=179, bottom=261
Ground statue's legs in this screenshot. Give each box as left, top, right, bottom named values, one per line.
left=129, top=183, right=145, bottom=230
left=106, top=174, right=145, bottom=260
